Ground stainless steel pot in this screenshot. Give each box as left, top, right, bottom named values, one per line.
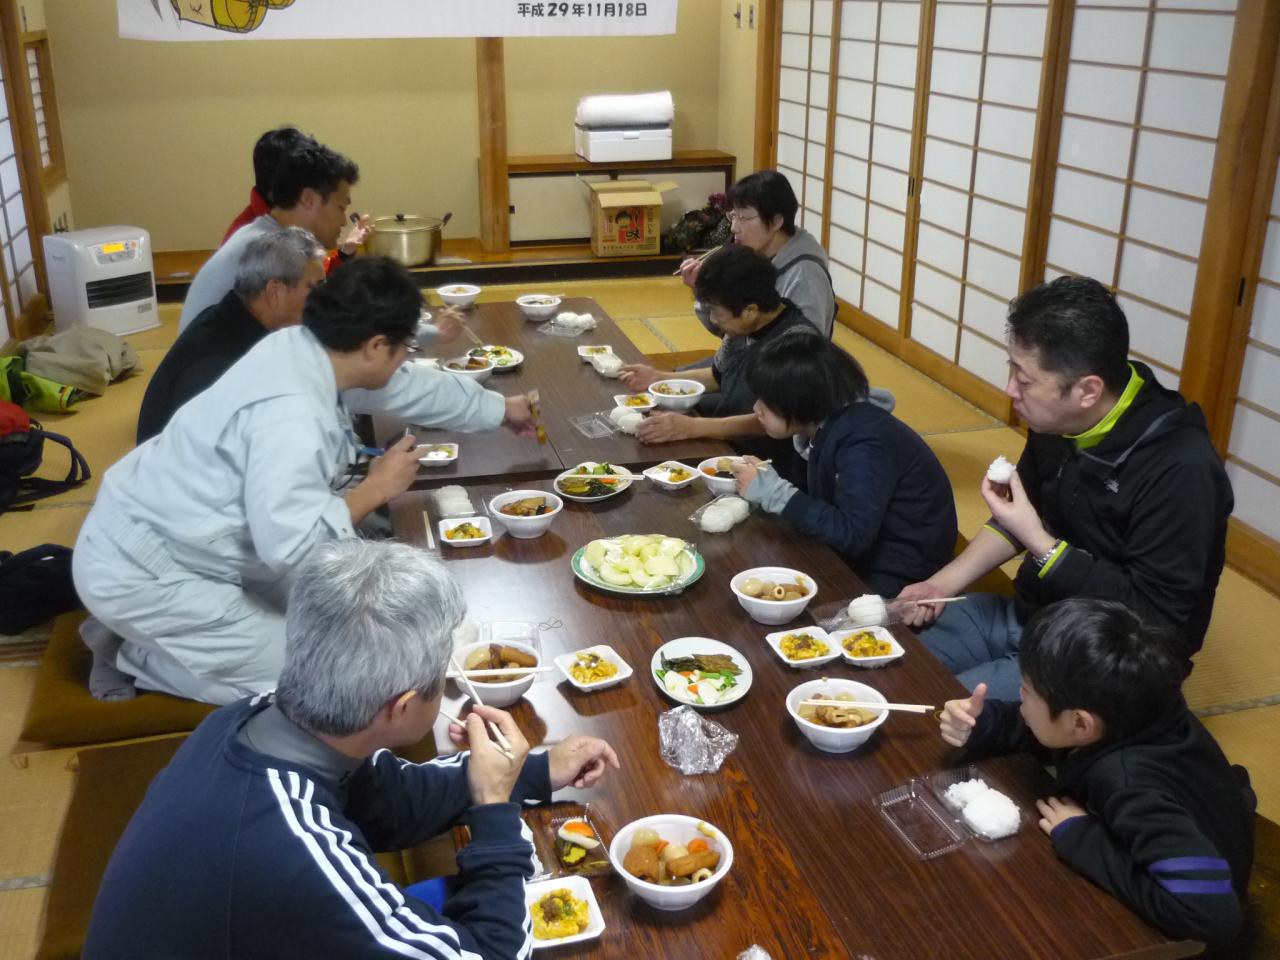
left=368, top=212, right=451, bottom=267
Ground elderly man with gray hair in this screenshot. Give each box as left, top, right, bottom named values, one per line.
left=136, top=226, right=327, bottom=444
left=85, top=538, right=620, bottom=960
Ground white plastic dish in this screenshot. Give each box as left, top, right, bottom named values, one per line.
left=553, top=644, right=633, bottom=692
left=730, top=566, right=817, bottom=626
left=648, top=378, right=705, bottom=412
left=577, top=345, right=614, bottom=362
left=765, top=626, right=840, bottom=669
left=786, top=677, right=889, bottom=754
left=517, top=294, right=562, bottom=320
left=453, top=638, right=540, bottom=707
left=608, top=815, right=734, bottom=911
left=613, top=392, right=655, bottom=413
left=650, top=636, right=752, bottom=709
left=642, top=461, right=699, bottom=490
left=417, top=442, right=458, bottom=465
left=488, top=489, right=563, bottom=539
left=525, top=874, right=606, bottom=949
left=442, top=355, right=493, bottom=384
left=697, top=456, right=744, bottom=496
left=437, top=516, right=492, bottom=548
left=437, top=283, right=481, bottom=307
left=831, top=625, right=906, bottom=668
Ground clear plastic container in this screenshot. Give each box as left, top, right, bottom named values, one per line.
left=532, top=803, right=614, bottom=878
left=877, top=765, right=1024, bottom=858
left=569, top=412, right=618, bottom=439
left=876, top=779, right=967, bottom=859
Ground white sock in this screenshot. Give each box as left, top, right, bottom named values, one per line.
left=78, top=617, right=137, bottom=701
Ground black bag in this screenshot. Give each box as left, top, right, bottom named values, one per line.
left=0, top=399, right=90, bottom=513
left=0, top=544, right=82, bottom=634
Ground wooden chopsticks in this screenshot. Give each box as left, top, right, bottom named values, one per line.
left=670, top=244, right=723, bottom=276
left=799, top=699, right=935, bottom=714
left=448, top=653, right=517, bottom=760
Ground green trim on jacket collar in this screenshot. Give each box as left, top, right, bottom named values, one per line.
left=1066, top=363, right=1144, bottom=451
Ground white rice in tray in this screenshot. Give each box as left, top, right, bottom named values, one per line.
left=960, top=787, right=1021, bottom=840
left=942, top=778, right=991, bottom=813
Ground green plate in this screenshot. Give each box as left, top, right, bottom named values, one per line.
left=570, top=544, right=705, bottom=596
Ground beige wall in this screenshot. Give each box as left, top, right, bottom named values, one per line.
left=44, top=0, right=746, bottom=252
left=716, top=0, right=761, bottom=182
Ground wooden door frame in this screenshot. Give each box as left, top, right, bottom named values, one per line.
left=0, top=0, right=52, bottom=339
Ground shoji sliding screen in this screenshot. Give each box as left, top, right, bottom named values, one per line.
left=777, top=1, right=838, bottom=237
left=909, top=0, right=1050, bottom=388
left=827, top=0, right=923, bottom=331
left=1043, top=1, right=1238, bottom=390
left=1226, top=164, right=1280, bottom=544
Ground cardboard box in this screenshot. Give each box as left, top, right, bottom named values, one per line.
left=587, top=179, right=677, bottom=257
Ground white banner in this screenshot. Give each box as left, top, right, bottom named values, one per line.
left=119, top=0, right=678, bottom=41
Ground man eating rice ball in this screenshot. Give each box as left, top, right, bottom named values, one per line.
left=899, top=275, right=1232, bottom=700
left=939, top=598, right=1254, bottom=949
left=85, top=539, right=619, bottom=960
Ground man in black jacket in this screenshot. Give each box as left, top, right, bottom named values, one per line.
left=939, top=599, right=1254, bottom=948
left=136, top=227, right=326, bottom=444
left=900, top=275, right=1232, bottom=699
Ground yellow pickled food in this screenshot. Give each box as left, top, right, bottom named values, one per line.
left=532, top=889, right=590, bottom=940
left=843, top=631, right=892, bottom=658
left=780, top=632, right=830, bottom=660
left=570, top=651, right=618, bottom=685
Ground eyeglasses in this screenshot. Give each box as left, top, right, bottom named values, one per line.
left=395, top=336, right=419, bottom=352
left=727, top=211, right=760, bottom=224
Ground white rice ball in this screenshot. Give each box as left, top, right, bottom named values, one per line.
left=846, top=593, right=888, bottom=628
left=721, top=496, right=750, bottom=523
left=618, top=412, right=644, bottom=435
left=608, top=406, right=632, bottom=426
left=451, top=619, right=479, bottom=649
left=555, top=311, right=579, bottom=325
left=943, top=778, right=992, bottom=813
left=699, top=504, right=735, bottom=533
left=961, top=788, right=1021, bottom=839
left=592, top=354, right=623, bottom=378
left=986, top=455, right=1016, bottom=484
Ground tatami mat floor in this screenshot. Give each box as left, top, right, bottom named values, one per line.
left=1, top=276, right=1278, bottom=957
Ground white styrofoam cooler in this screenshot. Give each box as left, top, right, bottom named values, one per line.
left=575, top=125, right=673, bottom=164
left=43, top=226, right=159, bottom=336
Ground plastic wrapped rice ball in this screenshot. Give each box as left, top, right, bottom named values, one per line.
left=961, top=788, right=1021, bottom=839
left=943, top=778, right=992, bottom=813
left=721, top=496, right=750, bottom=524
left=592, top=353, right=623, bottom=378
left=845, top=593, right=888, bottom=629
left=699, top=503, right=735, bottom=533
left=617, top=412, right=644, bottom=435
left=607, top=406, right=632, bottom=426
left=986, top=455, right=1016, bottom=484
left=451, top=619, right=479, bottom=649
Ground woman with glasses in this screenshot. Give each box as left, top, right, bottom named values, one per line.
left=679, top=170, right=835, bottom=343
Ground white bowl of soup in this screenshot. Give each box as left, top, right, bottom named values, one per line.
left=442, top=354, right=494, bottom=384
left=453, top=640, right=539, bottom=707
left=516, top=294, right=562, bottom=320
left=488, top=489, right=563, bottom=539
left=437, top=283, right=481, bottom=307
left=786, top=677, right=888, bottom=753
left=648, top=379, right=705, bottom=412
left=697, top=456, right=743, bottom=496
left=730, top=566, right=816, bottom=625
left=608, top=814, right=733, bottom=911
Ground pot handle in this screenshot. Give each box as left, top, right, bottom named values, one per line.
left=440, top=212, right=453, bottom=229
left=395, top=213, right=407, bottom=222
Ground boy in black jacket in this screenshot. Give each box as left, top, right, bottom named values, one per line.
left=939, top=598, right=1255, bottom=947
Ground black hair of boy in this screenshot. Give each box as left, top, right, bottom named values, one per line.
left=252, top=126, right=317, bottom=204
left=269, top=144, right=360, bottom=210
left=693, top=244, right=782, bottom=317
left=726, top=170, right=799, bottom=235
left=302, top=256, right=418, bottom=352
left=1005, top=275, right=1131, bottom=395
left=1020, top=597, right=1183, bottom=739
left=745, top=333, right=869, bottom=428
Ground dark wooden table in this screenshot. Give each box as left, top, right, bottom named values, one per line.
left=375, top=298, right=733, bottom=484
left=391, top=480, right=1201, bottom=960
